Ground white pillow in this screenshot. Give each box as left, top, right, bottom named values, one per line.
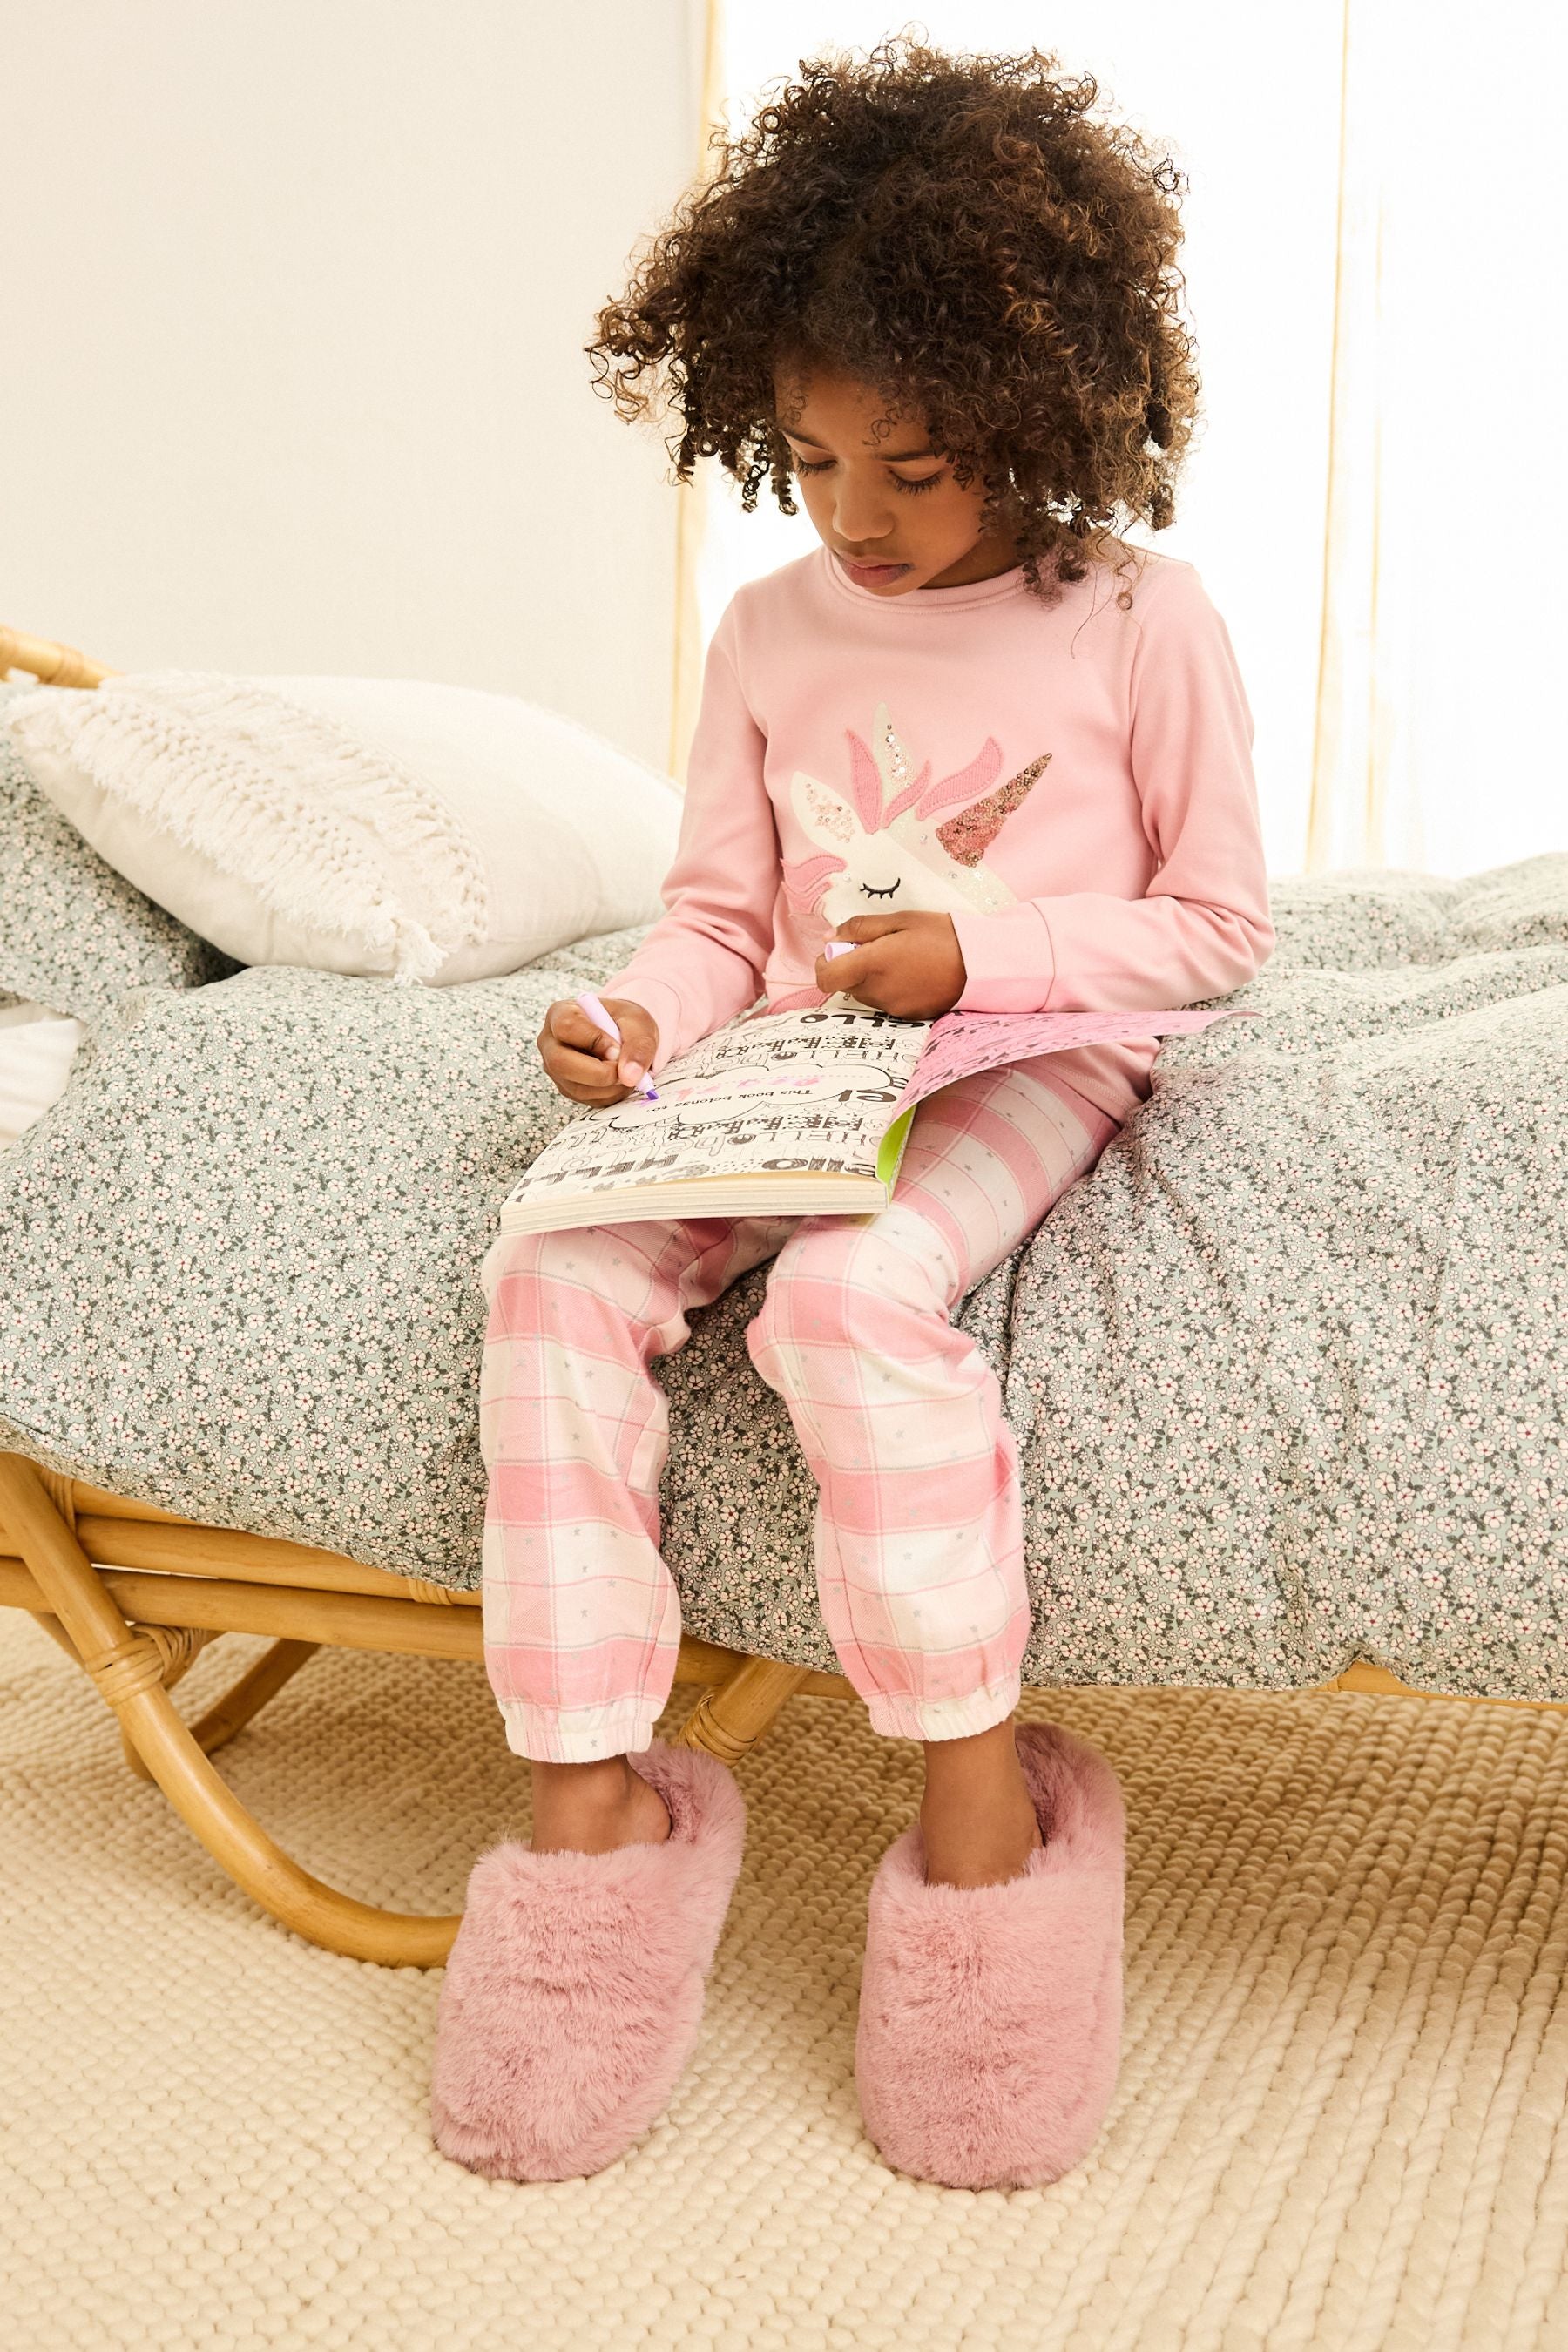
left=8, top=672, right=682, bottom=984
left=0, top=999, right=84, bottom=1147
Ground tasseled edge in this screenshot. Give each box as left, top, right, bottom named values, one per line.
left=10, top=674, right=492, bottom=982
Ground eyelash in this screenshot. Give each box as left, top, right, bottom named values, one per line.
left=793, top=459, right=942, bottom=497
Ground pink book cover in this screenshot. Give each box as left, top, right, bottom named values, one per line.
left=889, top=1005, right=1260, bottom=1117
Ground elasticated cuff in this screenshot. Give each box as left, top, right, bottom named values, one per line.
left=950, top=903, right=1057, bottom=1015
left=862, top=1672, right=1024, bottom=1745
left=499, top=1699, right=662, bottom=1765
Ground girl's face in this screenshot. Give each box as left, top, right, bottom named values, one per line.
left=774, top=365, right=1020, bottom=597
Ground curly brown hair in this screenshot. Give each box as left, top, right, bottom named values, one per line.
left=588, top=36, right=1200, bottom=604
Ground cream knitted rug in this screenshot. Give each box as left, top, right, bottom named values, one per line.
left=3, top=1612, right=1567, bottom=2351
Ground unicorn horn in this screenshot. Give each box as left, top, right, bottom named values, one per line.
left=935, top=754, right=1052, bottom=867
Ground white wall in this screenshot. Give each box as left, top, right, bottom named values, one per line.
left=0, top=1, right=700, bottom=770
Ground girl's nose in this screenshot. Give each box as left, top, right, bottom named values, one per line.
left=833, top=476, right=895, bottom=545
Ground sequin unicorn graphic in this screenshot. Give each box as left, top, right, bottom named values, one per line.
left=785, top=704, right=1051, bottom=929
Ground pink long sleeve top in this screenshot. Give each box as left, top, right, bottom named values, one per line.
left=602, top=542, right=1274, bottom=1126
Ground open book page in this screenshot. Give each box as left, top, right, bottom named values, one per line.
left=890, top=1005, right=1260, bottom=1116
left=499, top=1001, right=1262, bottom=1234
left=503, top=1007, right=929, bottom=1221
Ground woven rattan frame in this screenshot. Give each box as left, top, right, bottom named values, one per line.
left=3, top=625, right=1561, bottom=1968
left=0, top=1452, right=828, bottom=1963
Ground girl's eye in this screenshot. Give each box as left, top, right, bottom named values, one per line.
left=790, top=458, right=944, bottom=493
left=860, top=880, right=901, bottom=898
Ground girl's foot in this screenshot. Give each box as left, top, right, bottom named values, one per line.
left=856, top=1720, right=1126, bottom=2191
left=431, top=1741, right=745, bottom=2182
left=919, top=1717, right=1043, bottom=1887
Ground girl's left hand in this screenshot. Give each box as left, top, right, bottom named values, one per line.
left=812, top=910, right=967, bottom=1019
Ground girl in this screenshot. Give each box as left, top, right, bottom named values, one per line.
left=432, top=39, right=1273, bottom=2192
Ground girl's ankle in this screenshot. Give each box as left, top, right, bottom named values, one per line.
left=919, top=1720, right=1042, bottom=1888
left=529, top=1755, right=672, bottom=1855
left=919, top=1787, right=1041, bottom=1889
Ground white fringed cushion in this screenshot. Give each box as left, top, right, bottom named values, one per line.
left=9, top=672, right=682, bottom=983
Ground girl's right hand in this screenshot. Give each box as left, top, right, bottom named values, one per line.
left=537, top=997, right=660, bottom=1105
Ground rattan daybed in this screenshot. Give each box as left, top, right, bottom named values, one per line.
left=2, top=622, right=1563, bottom=1970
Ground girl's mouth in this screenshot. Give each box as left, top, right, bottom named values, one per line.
left=838, top=556, right=913, bottom=590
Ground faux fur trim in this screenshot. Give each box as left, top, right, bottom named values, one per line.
left=10, top=675, right=490, bottom=982
left=430, top=1741, right=746, bottom=2181
left=855, top=1720, right=1126, bottom=2191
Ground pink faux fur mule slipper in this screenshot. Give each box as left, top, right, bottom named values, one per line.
left=430, top=1740, right=746, bottom=2181
left=855, top=1720, right=1126, bottom=2192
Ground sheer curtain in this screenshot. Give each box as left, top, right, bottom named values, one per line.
left=1308, top=0, right=1566, bottom=874
left=684, top=3, right=1565, bottom=878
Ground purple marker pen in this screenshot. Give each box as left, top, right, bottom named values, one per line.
left=574, top=991, right=659, bottom=1101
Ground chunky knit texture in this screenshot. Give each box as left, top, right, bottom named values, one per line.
left=6, top=1625, right=1568, bottom=2347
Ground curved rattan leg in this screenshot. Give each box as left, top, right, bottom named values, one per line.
left=678, top=1655, right=813, bottom=1764
left=188, top=1635, right=321, bottom=1754
left=0, top=1456, right=459, bottom=1966
left=118, top=1633, right=320, bottom=1784
left=27, top=1608, right=220, bottom=1784
left=117, top=1622, right=218, bottom=1781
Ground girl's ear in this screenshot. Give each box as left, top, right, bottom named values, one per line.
left=791, top=770, right=865, bottom=850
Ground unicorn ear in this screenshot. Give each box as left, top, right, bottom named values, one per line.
left=913, top=737, right=1004, bottom=822
left=791, top=770, right=864, bottom=849
left=935, top=754, right=1052, bottom=867
left=844, top=730, right=886, bottom=830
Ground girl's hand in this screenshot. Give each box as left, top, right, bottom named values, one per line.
left=537, top=997, right=660, bottom=1105
left=813, top=912, right=967, bottom=1020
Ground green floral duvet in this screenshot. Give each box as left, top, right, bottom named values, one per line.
left=1, top=856, right=1564, bottom=1701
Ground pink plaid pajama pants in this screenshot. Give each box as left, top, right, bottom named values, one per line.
left=477, top=1058, right=1119, bottom=1763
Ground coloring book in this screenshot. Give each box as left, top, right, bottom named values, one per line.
left=497, top=1001, right=1256, bottom=1236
